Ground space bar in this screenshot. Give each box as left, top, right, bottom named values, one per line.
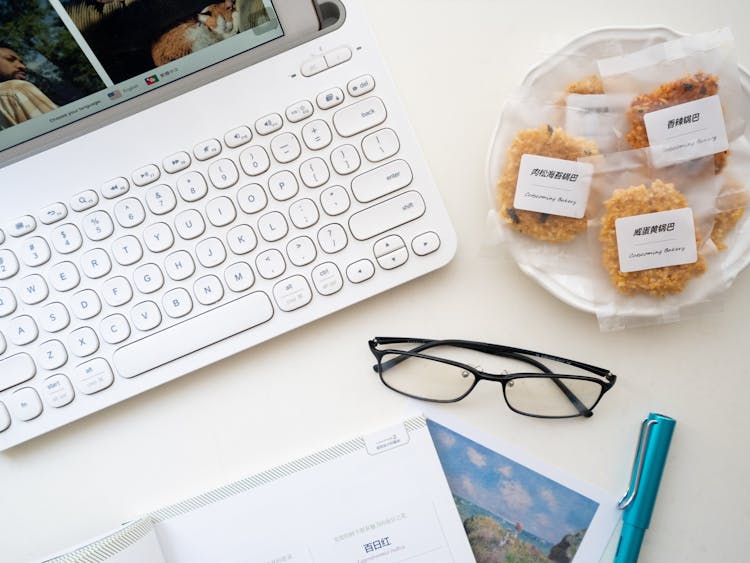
left=113, top=292, right=274, bottom=378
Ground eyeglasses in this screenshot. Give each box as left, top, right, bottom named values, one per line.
left=369, top=337, right=616, bottom=419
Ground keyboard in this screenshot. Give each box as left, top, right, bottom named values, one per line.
left=0, top=3, right=457, bottom=451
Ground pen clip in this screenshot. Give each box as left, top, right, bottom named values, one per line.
left=617, top=418, right=658, bottom=510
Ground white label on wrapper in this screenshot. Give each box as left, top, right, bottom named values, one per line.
left=644, top=95, right=728, bottom=167
left=615, top=208, right=697, bottom=273
left=513, top=154, right=593, bottom=219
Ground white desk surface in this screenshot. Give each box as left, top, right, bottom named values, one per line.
left=3, top=1, right=750, bottom=561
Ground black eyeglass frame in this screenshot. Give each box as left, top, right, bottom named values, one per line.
left=369, top=337, right=617, bottom=419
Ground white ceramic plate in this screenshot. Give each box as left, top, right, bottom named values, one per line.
left=486, top=26, right=750, bottom=317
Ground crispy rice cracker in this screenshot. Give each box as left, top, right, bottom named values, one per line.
left=497, top=125, right=599, bottom=241
left=625, top=72, right=727, bottom=172
left=600, top=180, right=706, bottom=296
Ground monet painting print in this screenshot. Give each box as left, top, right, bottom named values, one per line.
left=427, top=419, right=601, bottom=563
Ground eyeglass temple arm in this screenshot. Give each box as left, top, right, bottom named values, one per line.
left=371, top=338, right=613, bottom=379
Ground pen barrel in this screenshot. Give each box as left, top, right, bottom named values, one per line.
left=624, top=414, right=676, bottom=528
left=614, top=523, right=645, bottom=563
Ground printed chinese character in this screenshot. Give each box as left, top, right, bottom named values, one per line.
left=633, top=228, right=643, bottom=236
left=667, top=222, right=675, bottom=231
left=692, top=112, right=700, bottom=122
left=668, top=119, right=675, bottom=129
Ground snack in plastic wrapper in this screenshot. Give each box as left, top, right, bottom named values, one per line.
left=624, top=72, right=728, bottom=172
left=600, top=180, right=707, bottom=296
left=497, top=125, right=599, bottom=242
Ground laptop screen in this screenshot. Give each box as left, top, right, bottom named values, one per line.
left=0, top=0, right=283, bottom=153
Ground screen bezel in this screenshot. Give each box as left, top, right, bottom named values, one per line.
left=0, top=0, right=324, bottom=169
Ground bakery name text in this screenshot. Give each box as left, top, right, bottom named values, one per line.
left=667, top=112, right=700, bottom=129
left=529, top=168, right=579, bottom=181
left=632, top=222, right=675, bottom=236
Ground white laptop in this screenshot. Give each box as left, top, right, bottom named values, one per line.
left=0, top=0, right=457, bottom=450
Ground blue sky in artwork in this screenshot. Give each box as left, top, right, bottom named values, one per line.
left=427, top=419, right=599, bottom=544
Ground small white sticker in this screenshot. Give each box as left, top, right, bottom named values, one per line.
left=615, top=208, right=698, bottom=273
left=644, top=95, right=729, bottom=167
left=364, top=423, right=409, bottom=455
left=514, top=154, right=593, bottom=219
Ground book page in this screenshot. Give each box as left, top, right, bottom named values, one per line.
left=148, top=416, right=474, bottom=562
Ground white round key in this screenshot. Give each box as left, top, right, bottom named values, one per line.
left=165, top=250, right=196, bottom=281
left=0, top=287, right=17, bottom=317
left=289, top=198, right=320, bottom=229
left=49, top=261, right=81, bottom=292
left=39, top=302, right=70, bottom=333
left=163, top=288, right=193, bottom=318
left=270, top=132, right=301, bottom=163
left=302, top=119, right=333, bottom=150
left=81, top=248, right=112, bottom=279
left=82, top=210, right=115, bottom=241
left=131, top=301, right=162, bottom=331
left=236, top=183, right=268, bottom=214
left=114, top=197, right=146, bottom=228
left=18, top=276, right=47, bottom=306
left=257, top=212, right=288, bottom=242
left=196, top=238, right=227, bottom=268
left=330, top=144, right=361, bottom=175
left=193, top=275, right=224, bottom=305
left=143, top=222, right=175, bottom=253
left=319, top=185, right=351, bottom=216
left=239, top=145, right=271, bottom=176
left=38, top=340, right=68, bottom=370
left=205, top=196, right=237, bottom=227
left=255, top=249, right=286, bottom=280
left=145, top=184, right=177, bottom=215
left=9, top=315, right=38, bottom=345
left=311, top=262, right=344, bottom=296
left=100, top=314, right=131, bottom=344
left=299, top=157, right=330, bottom=188
left=134, top=263, right=164, bottom=294
left=18, top=237, right=51, bottom=267
left=346, top=259, right=375, bottom=283
left=175, top=210, right=205, bottom=240
left=227, top=225, right=257, bottom=255
left=208, top=158, right=239, bottom=189
left=101, top=276, right=133, bottom=307
left=224, top=262, right=255, bottom=292
left=9, top=387, right=43, bottom=421
left=19, top=274, right=48, bottom=305
left=71, top=289, right=102, bottom=320
left=176, top=171, right=208, bottom=202
left=68, top=326, right=99, bottom=357
left=268, top=170, right=299, bottom=202
left=41, top=374, right=75, bottom=408
left=0, top=401, right=8, bottom=431
left=317, top=223, right=348, bottom=254
left=52, top=224, right=83, bottom=254
left=0, top=331, right=5, bottom=355
left=0, top=249, right=19, bottom=280
left=286, top=236, right=316, bottom=267
left=112, top=235, right=144, bottom=266
left=361, top=128, right=400, bottom=162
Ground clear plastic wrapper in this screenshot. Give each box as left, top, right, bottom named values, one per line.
left=598, top=28, right=745, bottom=169
left=485, top=27, right=750, bottom=330
left=582, top=149, right=725, bottom=330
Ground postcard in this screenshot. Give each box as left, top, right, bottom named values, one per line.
left=423, top=410, right=620, bottom=563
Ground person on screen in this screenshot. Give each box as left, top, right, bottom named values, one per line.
left=0, top=43, right=58, bottom=130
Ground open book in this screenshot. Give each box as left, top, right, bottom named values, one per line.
left=41, top=416, right=475, bottom=563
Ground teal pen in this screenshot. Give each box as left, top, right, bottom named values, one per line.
left=614, top=413, right=676, bottom=563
